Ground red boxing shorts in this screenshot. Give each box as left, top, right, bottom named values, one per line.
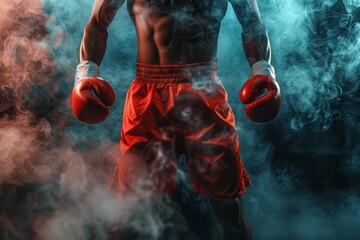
left=110, top=62, right=251, bottom=200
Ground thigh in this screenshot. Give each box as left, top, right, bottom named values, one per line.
left=182, top=79, right=251, bottom=200
left=118, top=137, right=178, bottom=196
left=185, top=123, right=248, bottom=200
left=114, top=81, right=179, bottom=196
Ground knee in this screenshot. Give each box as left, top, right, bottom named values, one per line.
left=210, top=198, right=246, bottom=231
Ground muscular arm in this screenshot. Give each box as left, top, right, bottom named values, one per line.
left=79, top=0, right=125, bottom=65
left=229, top=0, right=271, bottom=67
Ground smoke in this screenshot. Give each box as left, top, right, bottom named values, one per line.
left=255, top=0, right=360, bottom=131
left=0, top=0, right=62, bottom=185
left=0, top=0, right=125, bottom=239
left=218, top=1, right=360, bottom=239
left=0, top=0, right=360, bottom=239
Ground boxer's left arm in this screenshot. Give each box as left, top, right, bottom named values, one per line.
left=228, top=0, right=270, bottom=66
left=229, top=0, right=281, bottom=122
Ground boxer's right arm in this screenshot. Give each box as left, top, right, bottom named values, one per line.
left=72, top=0, right=124, bottom=124
left=79, top=0, right=125, bottom=65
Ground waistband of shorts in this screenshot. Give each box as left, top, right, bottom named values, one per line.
left=135, top=61, right=218, bottom=83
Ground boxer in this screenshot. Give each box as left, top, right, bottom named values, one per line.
left=72, top=1, right=281, bottom=239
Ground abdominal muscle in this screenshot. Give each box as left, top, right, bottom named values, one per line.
left=127, top=0, right=227, bottom=65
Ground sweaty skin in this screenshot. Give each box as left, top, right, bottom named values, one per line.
left=79, top=0, right=271, bottom=66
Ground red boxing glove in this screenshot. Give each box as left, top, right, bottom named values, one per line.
left=240, top=74, right=281, bottom=123
left=71, top=77, right=116, bottom=124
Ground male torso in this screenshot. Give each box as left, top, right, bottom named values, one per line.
left=73, top=1, right=279, bottom=239
left=126, top=0, right=229, bottom=64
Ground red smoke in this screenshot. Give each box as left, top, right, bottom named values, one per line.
left=0, top=1, right=123, bottom=238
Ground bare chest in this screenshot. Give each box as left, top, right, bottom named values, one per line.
left=127, top=0, right=228, bottom=22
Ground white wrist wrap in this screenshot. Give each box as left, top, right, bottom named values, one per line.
left=74, top=60, right=100, bottom=85
left=252, top=60, right=276, bottom=79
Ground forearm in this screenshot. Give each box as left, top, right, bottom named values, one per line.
left=242, top=22, right=271, bottom=67
left=79, top=21, right=108, bottom=65
left=230, top=0, right=272, bottom=67
left=232, top=0, right=281, bottom=123
left=241, top=19, right=275, bottom=79
left=78, top=0, right=123, bottom=65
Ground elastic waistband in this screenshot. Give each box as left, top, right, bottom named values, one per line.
left=135, top=61, right=218, bottom=83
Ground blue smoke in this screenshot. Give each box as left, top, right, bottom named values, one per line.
left=0, top=0, right=359, bottom=239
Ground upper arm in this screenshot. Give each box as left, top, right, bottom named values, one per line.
left=88, top=0, right=125, bottom=32
left=79, top=0, right=125, bottom=63
left=228, top=0, right=265, bottom=37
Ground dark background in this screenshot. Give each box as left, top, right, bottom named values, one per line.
left=0, top=0, right=359, bottom=239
